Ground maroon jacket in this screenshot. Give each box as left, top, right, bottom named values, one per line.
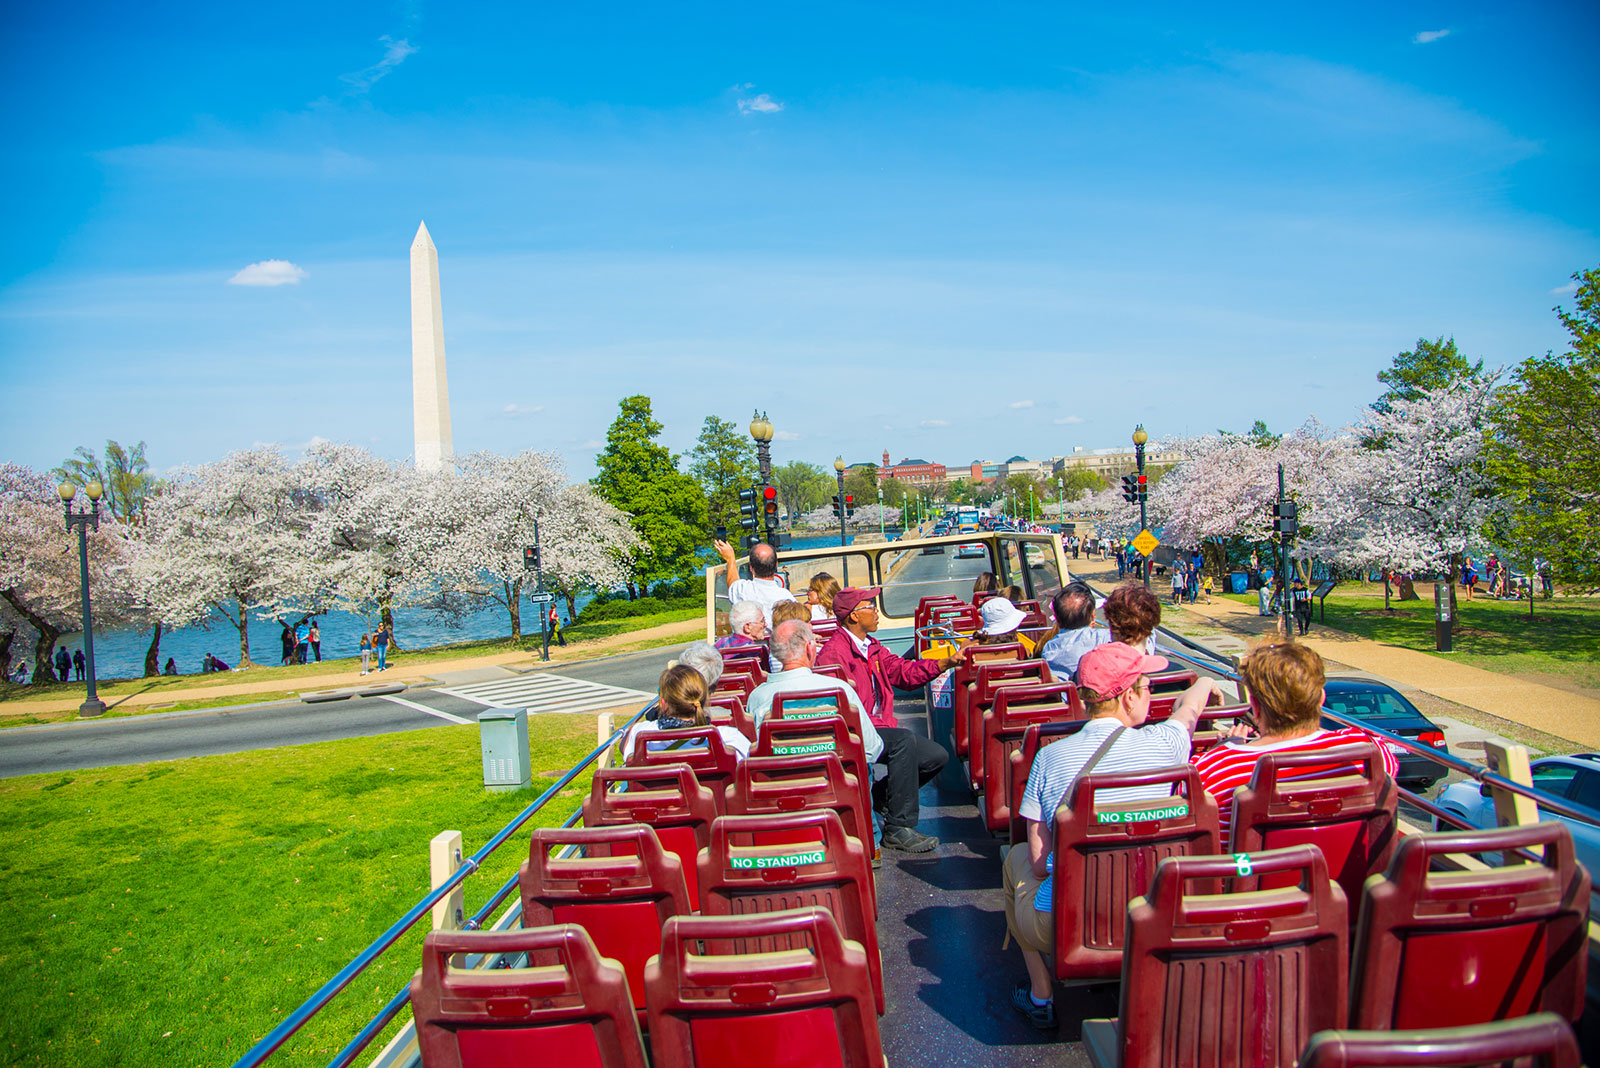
left=815, top=626, right=943, bottom=730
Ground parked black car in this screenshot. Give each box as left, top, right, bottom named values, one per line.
left=1320, top=678, right=1450, bottom=790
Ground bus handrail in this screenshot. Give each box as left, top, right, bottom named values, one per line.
left=1154, top=637, right=1600, bottom=830
left=229, top=703, right=652, bottom=1068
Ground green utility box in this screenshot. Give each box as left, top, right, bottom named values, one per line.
left=478, top=708, right=532, bottom=792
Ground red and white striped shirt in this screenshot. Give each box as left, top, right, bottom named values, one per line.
left=1194, top=727, right=1401, bottom=851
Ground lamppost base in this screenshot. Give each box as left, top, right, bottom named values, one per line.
left=78, top=698, right=107, bottom=718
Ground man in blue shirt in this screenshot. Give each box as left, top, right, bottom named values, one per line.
left=1037, top=582, right=1110, bottom=682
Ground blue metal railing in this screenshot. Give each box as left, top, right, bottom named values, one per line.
left=230, top=704, right=650, bottom=1068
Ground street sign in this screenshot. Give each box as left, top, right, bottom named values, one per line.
left=527, top=593, right=555, bottom=605
left=1131, top=529, right=1159, bottom=557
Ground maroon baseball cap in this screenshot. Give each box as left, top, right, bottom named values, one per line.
left=832, top=586, right=882, bottom=621
left=1077, top=641, right=1169, bottom=699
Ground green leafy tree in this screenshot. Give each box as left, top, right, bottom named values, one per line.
left=842, top=464, right=879, bottom=504
left=1057, top=467, right=1106, bottom=501
left=687, top=416, right=758, bottom=536
left=879, top=476, right=909, bottom=508
left=591, top=396, right=708, bottom=595
left=52, top=439, right=157, bottom=523
left=772, top=461, right=830, bottom=523
left=1375, top=337, right=1484, bottom=413
left=1486, top=266, right=1600, bottom=591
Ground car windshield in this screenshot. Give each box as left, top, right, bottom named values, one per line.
left=1324, top=687, right=1419, bottom=722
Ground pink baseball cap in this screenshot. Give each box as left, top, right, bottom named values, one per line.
left=1076, top=641, right=1169, bottom=699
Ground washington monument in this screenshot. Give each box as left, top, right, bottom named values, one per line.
left=410, top=221, right=455, bottom=473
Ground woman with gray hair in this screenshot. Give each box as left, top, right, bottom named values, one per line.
left=676, top=641, right=724, bottom=688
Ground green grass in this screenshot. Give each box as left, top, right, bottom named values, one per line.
left=0, top=717, right=603, bottom=1066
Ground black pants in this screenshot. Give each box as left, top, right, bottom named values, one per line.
left=1295, top=607, right=1312, bottom=635
left=872, top=727, right=948, bottom=830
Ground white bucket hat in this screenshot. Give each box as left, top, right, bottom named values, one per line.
left=979, top=596, right=1027, bottom=635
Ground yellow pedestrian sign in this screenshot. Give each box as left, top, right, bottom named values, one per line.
left=1131, top=529, right=1160, bottom=557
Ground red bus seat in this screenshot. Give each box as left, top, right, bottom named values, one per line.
left=726, top=753, right=870, bottom=856
left=771, top=688, right=866, bottom=737
left=715, top=672, right=759, bottom=701
left=1300, top=1013, right=1581, bottom=1068
left=1145, top=668, right=1197, bottom=695
left=1350, top=823, right=1591, bottom=1030
left=966, top=660, right=1052, bottom=792
left=812, top=661, right=846, bottom=680
left=754, top=717, right=872, bottom=829
left=980, top=682, right=1081, bottom=832
left=1008, top=720, right=1090, bottom=845
left=696, top=810, right=883, bottom=1014
left=411, top=924, right=649, bottom=1068
left=1230, top=742, right=1398, bottom=909
left=624, top=727, right=740, bottom=814
left=519, top=825, right=690, bottom=1020
left=717, top=648, right=767, bottom=677
left=1082, top=845, right=1349, bottom=1068
left=582, top=765, right=716, bottom=910
left=705, top=694, right=756, bottom=742
left=1051, top=766, right=1220, bottom=982
left=644, top=908, right=884, bottom=1068
left=951, top=643, right=1026, bottom=758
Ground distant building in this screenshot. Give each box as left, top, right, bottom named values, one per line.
left=997, top=455, right=1053, bottom=481
left=1051, top=446, right=1183, bottom=480
left=967, top=460, right=1002, bottom=483
left=879, top=450, right=947, bottom=487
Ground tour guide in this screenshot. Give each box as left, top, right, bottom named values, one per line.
left=816, top=586, right=960, bottom=853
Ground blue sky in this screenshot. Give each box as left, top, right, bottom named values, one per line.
left=2, top=1, right=1596, bottom=478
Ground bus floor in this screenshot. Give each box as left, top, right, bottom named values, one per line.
left=876, top=704, right=1114, bottom=1066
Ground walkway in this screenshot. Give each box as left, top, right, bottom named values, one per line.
left=1069, top=557, right=1600, bottom=749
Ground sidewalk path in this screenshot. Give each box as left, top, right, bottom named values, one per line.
left=1068, top=557, right=1600, bottom=749
left=0, top=617, right=702, bottom=720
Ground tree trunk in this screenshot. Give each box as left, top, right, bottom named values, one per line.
left=143, top=620, right=163, bottom=677
left=1383, top=569, right=1392, bottom=610
left=507, top=578, right=522, bottom=640
left=565, top=591, right=578, bottom=621
left=1447, top=552, right=1460, bottom=622
left=1, top=588, right=63, bottom=682
left=1397, top=574, right=1420, bottom=601
left=0, top=628, right=12, bottom=680
left=627, top=582, right=638, bottom=601
left=234, top=597, right=252, bottom=668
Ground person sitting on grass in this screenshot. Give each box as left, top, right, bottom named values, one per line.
left=624, top=663, right=750, bottom=762
left=1004, top=642, right=1223, bottom=1030
left=1194, top=640, right=1398, bottom=851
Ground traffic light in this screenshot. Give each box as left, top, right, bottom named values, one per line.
left=1271, top=499, right=1298, bottom=536
left=523, top=545, right=540, bottom=571
left=844, top=494, right=855, bottom=518
left=832, top=493, right=843, bottom=517
left=1136, top=474, right=1148, bottom=500
left=762, top=485, right=780, bottom=532
left=1121, top=475, right=1138, bottom=503
left=738, top=486, right=758, bottom=532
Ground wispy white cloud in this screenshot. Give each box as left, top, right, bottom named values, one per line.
left=228, top=260, right=307, bottom=286
left=576, top=439, right=603, bottom=450
left=1008, top=400, right=1034, bottom=409
left=340, top=35, right=418, bottom=94
left=1052, top=416, right=1085, bottom=425
left=1413, top=29, right=1451, bottom=44
left=1551, top=281, right=1579, bottom=296
left=920, top=419, right=950, bottom=428
left=738, top=92, right=784, bottom=115
left=502, top=403, right=544, bottom=416
left=773, top=429, right=800, bottom=441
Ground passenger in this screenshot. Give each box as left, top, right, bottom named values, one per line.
left=977, top=596, right=1036, bottom=652
left=972, top=571, right=998, bottom=599
left=816, top=587, right=958, bottom=853
left=1194, top=641, right=1398, bottom=851
left=1000, top=584, right=1025, bottom=604
left=714, top=538, right=797, bottom=627
left=1004, top=642, right=1222, bottom=1030
left=747, top=620, right=883, bottom=766
left=771, top=600, right=811, bottom=628
left=1037, top=581, right=1111, bottom=681
left=714, top=601, right=768, bottom=652
left=1102, top=583, right=1160, bottom=656
left=807, top=573, right=840, bottom=622
left=676, top=640, right=724, bottom=689
left=624, top=663, right=751, bottom=761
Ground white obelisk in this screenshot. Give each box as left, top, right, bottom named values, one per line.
left=410, top=221, right=455, bottom=473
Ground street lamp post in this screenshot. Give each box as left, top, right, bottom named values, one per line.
left=58, top=481, right=107, bottom=717
left=833, top=457, right=848, bottom=547
left=877, top=485, right=885, bottom=540
left=749, top=410, right=774, bottom=484
left=1028, top=485, right=1035, bottom=525
left=1133, top=424, right=1149, bottom=589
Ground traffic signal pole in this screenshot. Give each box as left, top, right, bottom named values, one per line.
left=1277, top=463, right=1292, bottom=639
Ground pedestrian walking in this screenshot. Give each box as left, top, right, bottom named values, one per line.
left=1169, top=560, right=1185, bottom=605
left=309, top=619, right=322, bottom=662
left=549, top=606, right=567, bottom=647
left=359, top=633, right=373, bottom=675
left=54, top=646, right=70, bottom=682
left=1291, top=578, right=1313, bottom=636
left=72, top=649, right=85, bottom=681
left=373, top=624, right=390, bottom=672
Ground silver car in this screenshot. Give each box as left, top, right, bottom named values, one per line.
left=1435, top=754, right=1600, bottom=896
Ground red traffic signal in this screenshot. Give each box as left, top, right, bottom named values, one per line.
left=762, top=486, right=777, bottom=500
left=1136, top=475, right=1147, bottom=487
left=844, top=495, right=854, bottom=505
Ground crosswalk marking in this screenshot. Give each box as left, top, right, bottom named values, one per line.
left=434, top=673, right=653, bottom=716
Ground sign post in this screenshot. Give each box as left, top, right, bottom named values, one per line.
left=525, top=522, right=550, bottom=662
left=1435, top=581, right=1453, bottom=653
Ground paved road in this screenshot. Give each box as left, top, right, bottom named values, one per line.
left=0, top=644, right=693, bottom=779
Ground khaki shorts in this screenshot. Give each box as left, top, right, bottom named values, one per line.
left=1002, top=844, right=1054, bottom=955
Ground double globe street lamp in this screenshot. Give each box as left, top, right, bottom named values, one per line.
left=58, top=480, right=107, bottom=717
left=749, top=411, right=775, bottom=483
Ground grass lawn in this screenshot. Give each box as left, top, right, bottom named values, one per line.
left=0, top=716, right=603, bottom=1066
left=1221, top=589, right=1600, bottom=693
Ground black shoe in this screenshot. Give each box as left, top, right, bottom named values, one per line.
left=1011, top=982, right=1057, bottom=1030
left=881, top=826, right=938, bottom=853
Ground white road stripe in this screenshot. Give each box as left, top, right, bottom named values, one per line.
left=376, top=693, right=472, bottom=725
left=434, top=674, right=653, bottom=716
